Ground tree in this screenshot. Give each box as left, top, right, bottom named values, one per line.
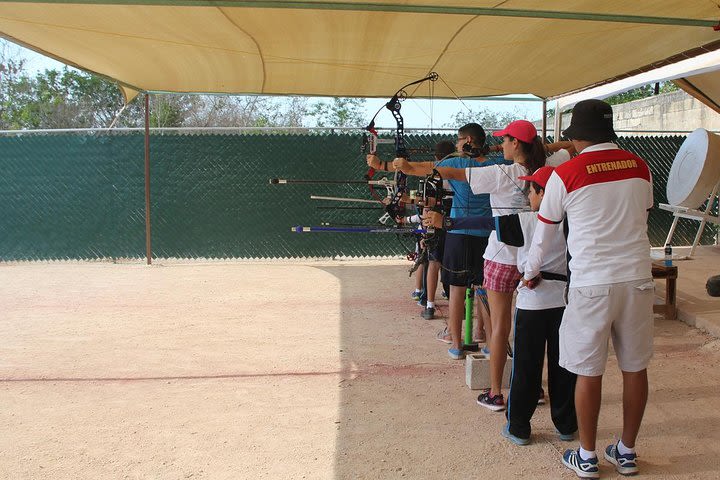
left=308, top=97, right=366, bottom=127
left=446, top=106, right=529, bottom=130
left=605, top=81, right=678, bottom=105
left=148, top=95, right=197, bottom=128
left=0, top=42, right=28, bottom=129
left=0, top=39, right=361, bottom=130
left=0, top=63, right=141, bottom=129
left=180, top=95, right=309, bottom=128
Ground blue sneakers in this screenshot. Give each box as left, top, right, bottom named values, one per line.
left=562, top=449, right=599, bottom=479
left=604, top=443, right=639, bottom=476
left=411, top=290, right=422, bottom=301
left=501, top=423, right=530, bottom=446
left=556, top=429, right=577, bottom=442
left=447, top=347, right=465, bottom=360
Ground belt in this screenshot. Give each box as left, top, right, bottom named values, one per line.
left=540, top=271, right=568, bottom=282
left=521, top=271, right=568, bottom=282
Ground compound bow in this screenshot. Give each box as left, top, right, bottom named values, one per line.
left=363, top=72, right=438, bottom=225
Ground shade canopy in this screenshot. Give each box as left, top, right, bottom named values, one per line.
left=676, top=71, right=720, bottom=114
left=1, top=1, right=719, bottom=103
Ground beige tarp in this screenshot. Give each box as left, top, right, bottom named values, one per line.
left=676, top=73, right=720, bottom=115
left=1, top=1, right=719, bottom=103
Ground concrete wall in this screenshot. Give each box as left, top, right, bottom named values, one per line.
left=543, top=90, right=720, bottom=136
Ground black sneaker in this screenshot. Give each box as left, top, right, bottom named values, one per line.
left=477, top=390, right=505, bottom=412
left=421, top=306, right=435, bottom=320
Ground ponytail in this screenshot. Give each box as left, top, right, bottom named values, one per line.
left=519, top=136, right=546, bottom=173
left=459, top=123, right=489, bottom=158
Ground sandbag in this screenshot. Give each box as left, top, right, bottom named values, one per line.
left=706, top=274, right=720, bottom=297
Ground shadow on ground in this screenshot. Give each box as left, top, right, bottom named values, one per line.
left=318, top=264, right=720, bottom=480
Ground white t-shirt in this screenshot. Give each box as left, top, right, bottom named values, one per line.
left=516, top=212, right=566, bottom=310
left=495, top=212, right=567, bottom=310
left=465, top=163, right=530, bottom=265
left=546, top=148, right=572, bottom=167
left=536, top=143, right=653, bottom=288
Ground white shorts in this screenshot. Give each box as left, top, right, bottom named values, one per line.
left=559, top=279, right=654, bottom=376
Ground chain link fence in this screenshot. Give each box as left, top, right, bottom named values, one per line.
left=0, top=129, right=712, bottom=261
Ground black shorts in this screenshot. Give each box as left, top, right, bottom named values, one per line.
left=441, top=233, right=488, bottom=287
left=427, top=229, right=446, bottom=263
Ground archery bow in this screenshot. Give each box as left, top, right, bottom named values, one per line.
left=277, top=72, right=440, bottom=256
left=363, top=72, right=439, bottom=225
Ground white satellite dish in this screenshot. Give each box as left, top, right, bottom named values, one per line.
left=667, top=128, right=720, bottom=208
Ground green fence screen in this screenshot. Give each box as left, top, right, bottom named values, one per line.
left=0, top=131, right=713, bottom=261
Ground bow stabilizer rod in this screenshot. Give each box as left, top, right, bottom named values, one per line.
left=270, top=177, right=397, bottom=186
left=291, top=225, right=426, bottom=234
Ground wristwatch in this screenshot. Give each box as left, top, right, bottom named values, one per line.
left=443, top=216, right=454, bottom=230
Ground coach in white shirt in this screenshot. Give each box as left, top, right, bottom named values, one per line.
left=523, top=99, right=653, bottom=478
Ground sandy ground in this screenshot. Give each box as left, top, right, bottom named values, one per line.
left=1, top=260, right=719, bottom=479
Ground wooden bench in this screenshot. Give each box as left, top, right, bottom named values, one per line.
left=652, top=262, right=678, bottom=320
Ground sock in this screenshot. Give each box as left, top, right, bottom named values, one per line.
left=617, top=440, right=635, bottom=455
left=413, top=289, right=421, bottom=295
left=427, top=301, right=434, bottom=308
left=579, top=447, right=597, bottom=460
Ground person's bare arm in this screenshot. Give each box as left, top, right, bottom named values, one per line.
left=367, top=154, right=408, bottom=172
left=545, top=141, right=575, bottom=155
left=435, top=166, right=467, bottom=181
left=392, top=158, right=468, bottom=181
left=390, top=158, right=436, bottom=176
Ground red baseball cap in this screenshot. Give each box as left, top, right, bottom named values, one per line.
left=518, top=166, right=555, bottom=188
left=492, top=120, right=538, bottom=144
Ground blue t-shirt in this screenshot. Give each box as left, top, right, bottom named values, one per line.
left=437, top=155, right=510, bottom=237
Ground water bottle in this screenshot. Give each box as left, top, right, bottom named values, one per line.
left=664, top=244, right=673, bottom=267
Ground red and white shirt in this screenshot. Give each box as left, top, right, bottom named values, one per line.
left=527, top=143, right=652, bottom=287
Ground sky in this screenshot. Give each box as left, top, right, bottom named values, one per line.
left=10, top=42, right=544, bottom=130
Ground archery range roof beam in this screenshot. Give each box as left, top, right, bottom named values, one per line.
left=2, top=1, right=717, bottom=28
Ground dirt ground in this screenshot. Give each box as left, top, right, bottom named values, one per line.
left=1, top=260, right=719, bottom=479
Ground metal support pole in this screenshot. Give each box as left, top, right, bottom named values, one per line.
left=690, top=181, right=720, bottom=256
left=541, top=99, right=547, bottom=140
left=144, top=93, right=152, bottom=265
left=663, top=216, right=680, bottom=249
left=554, top=100, right=562, bottom=140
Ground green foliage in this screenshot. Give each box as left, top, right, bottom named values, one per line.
left=0, top=43, right=27, bottom=129
left=149, top=96, right=197, bottom=128
left=0, top=64, right=145, bottom=129
left=0, top=41, right=358, bottom=129
left=543, top=82, right=681, bottom=122
left=445, top=106, right=528, bottom=130
left=308, top=97, right=367, bottom=127
left=606, top=81, right=679, bottom=105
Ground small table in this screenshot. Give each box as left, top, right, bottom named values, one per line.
left=652, top=262, right=678, bottom=320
